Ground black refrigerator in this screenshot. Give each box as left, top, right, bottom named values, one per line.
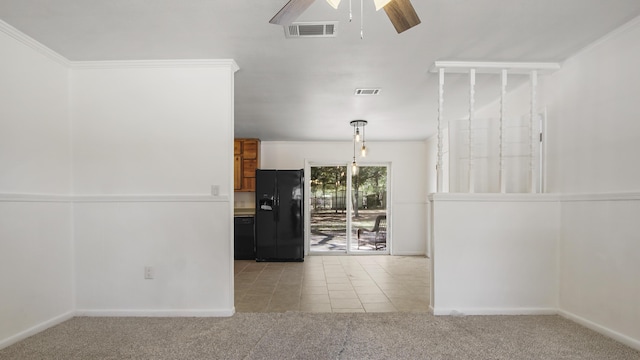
left=255, top=169, right=304, bottom=262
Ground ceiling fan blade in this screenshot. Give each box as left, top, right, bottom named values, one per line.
left=383, top=0, right=421, bottom=34
left=269, top=0, right=317, bottom=25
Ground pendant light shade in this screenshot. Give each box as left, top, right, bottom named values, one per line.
left=329, top=0, right=389, bottom=11
left=374, top=0, right=392, bottom=10
left=326, top=0, right=341, bottom=9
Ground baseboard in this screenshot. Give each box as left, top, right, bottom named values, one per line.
left=75, top=309, right=235, bottom=317
left=559, top=310, right=640, bottom=351
left=431, top=307, right=558, bottom=316
left=392, top=251, right=426, bottom=256
left=0, top=311, right=75, bottom=350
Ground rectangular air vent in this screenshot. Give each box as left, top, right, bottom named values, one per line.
left=285, top=22, right=338, bottom=38
left=355, top=88, right=381, bottom=95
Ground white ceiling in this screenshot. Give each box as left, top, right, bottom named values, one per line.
left=1, top=0, right=640, bottom=141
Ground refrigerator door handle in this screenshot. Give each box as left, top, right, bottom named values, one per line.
left=275, top=191, right=280, bottom=223
left=273, top=184, right=278, bottom=222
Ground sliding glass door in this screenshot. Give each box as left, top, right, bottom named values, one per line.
left=308, top=164, right=389, bottom=254
left=309, top=166, right=348, bottom=251
left=350, top=166, right=388, bottom=253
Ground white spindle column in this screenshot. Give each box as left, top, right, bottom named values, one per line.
left=437, top=68, right=445, bottom=193
left=468, top=69, right=476, bottom=193
left=499, top=69, right=507, bottom=193
left=529, top=70, right=538, bottom=193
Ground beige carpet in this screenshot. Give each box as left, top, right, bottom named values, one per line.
left=1, top=313, right=639, bottom=359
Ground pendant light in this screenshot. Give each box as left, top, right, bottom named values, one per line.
left=350, top=120, right=368, bottom=174
left=325, top=0, right=391, bottom=38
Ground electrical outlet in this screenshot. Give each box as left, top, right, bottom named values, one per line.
left=144, top=266, right=154, bottom=280
left=211, top=185, right=220, bottom=196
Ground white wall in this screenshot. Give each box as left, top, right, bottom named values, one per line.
left=0, top=23, right=74, bottom=347
left=443, top=16, right=640, bottom=348
left=261, top=141, right=428, bottom=255
left=424, top=136, right=438, bottom=195
left=548, top=21, right=640, bottom=194
left=559, top=198, right=640, bottom=344
left=70, top=61, right=237, bottom=315
left=430, top=194, right=560, bottom=315
left=74, top=200, right=231, bottom=314
left=0, top=25, right=70, bottom=194
left=71, top=64, right=233, bottom=194
left=546, top=17, right=640, bottom=348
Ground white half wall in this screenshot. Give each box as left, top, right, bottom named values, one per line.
left=0, top=22, right=74, bottom=348
left=559, top=195, right=640, bottom=347
left=74, top=198, right=232, bottom=315
left=70, top=61, right=237, bottom=315
left=0, top=199, right=74, bottom=347
left=261, top=141, right=428, bottom=255
left=430, top=194, right=560, bottom=315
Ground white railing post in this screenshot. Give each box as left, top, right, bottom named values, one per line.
left=437, top=68, right=445, bottom=193
left=529, top=70, right=538, bottom=193
left=468, top=69, right=476, bottom=193
left=499, top=69, right=507, bottom=193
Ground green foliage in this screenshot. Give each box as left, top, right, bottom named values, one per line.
left=310, top=166, right=387, bottom=212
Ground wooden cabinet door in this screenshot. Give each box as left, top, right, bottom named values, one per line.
left=242, top=159, right=257, bottom=192
left=242, top=177, right=256, bottom=192
left=234, top=138, right=260, bottom=192
left=243, top=159, right=257, bottom=178
left=242, top=140, right=258, bottom=159
left=234, top=155, right=242, bottom=190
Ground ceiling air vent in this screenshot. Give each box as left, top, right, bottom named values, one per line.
left=355, top=88, right=381, bottom=96
left=285, top=22, right=338, bottom=38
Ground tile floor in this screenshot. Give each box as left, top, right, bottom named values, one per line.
left=234, top=255, right=430, bottom=313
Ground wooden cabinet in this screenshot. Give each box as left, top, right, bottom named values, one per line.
left=234, top=138, right=260, bottom=192
left=234, top=155, right=242, bottom=190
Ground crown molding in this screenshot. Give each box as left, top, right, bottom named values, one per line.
left=0, top=20, right=240, bottom=72
left=563, top=14, right=640, bottom=67
left=70, top=59, right=239, bottom=72
left=0, top=19, right=70, bottom=67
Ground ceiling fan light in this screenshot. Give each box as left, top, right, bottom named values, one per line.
left=374, top=0, right=392, bottom=11
left=326, top=0, right=341, bottom=9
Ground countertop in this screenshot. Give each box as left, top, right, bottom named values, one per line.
left=234, top=208, right=255, bottom=216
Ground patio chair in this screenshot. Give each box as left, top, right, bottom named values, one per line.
left=357, top=215, right=386, bottom=250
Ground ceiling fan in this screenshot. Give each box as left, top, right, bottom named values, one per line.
left=269, top=0, right=421, bottom=34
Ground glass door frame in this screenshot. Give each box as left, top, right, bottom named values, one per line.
left=305, top=160, right=391, bottom=255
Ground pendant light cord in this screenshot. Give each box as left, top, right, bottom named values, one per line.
left=349, top=0, right=352, bottom=22
left=360, top=0, right=364, bottom=39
